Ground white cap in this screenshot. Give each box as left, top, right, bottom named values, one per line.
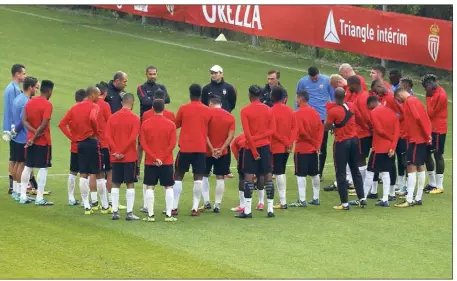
left=210, top=65, right=223, bottom=73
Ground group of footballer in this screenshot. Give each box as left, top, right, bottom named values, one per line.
left=3, top=62, right=448, bottom=221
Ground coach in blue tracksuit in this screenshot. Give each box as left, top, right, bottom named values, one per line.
left=295, top=67, right=335, bottom=181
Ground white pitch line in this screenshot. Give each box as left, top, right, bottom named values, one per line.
left=0, top=7, right=452, bottom=104
left=0, top=159, right=452, bottom=178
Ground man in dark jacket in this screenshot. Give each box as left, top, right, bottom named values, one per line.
left=201, top=65, right=237, bottom=113
left=260, top=70, right=288, bottom=107
left=105, top=72, right=128, bottom=114
left=137, top=66, right=170, bottom=119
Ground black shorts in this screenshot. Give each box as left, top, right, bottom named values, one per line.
left=112, top=162, right=136, bottom=184
left=77, top=138, right=101, bottom=175
left=10, top=141, right=25, bottom=162
left=294, top=152, right=319, bottom=177
left=407, top=143, right=427, bottom=166
left=273, top=153, right=289, bottom=175
left=25, top=144, right=52, bottom=168
left=431, top=132, right=446, bottom=155
left=144, top=165, right=174, bottom=187
left=205, top=154, right=230, bottom=176
left=358, top=136, right=372, bottom=159
left=101, top=148, right=111, bottom=171
left=396, top=138, right=407, bottom=155
left=70, top=152, right=79, bottom=173
left=242, top=145, right=272, bottom=175
left=367, top=152, right=395, bottom=173
left=175, top=152, right=206, bottom=175
left=8, top=140, right=14, bottom=161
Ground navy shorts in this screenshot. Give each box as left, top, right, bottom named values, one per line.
left=144, top=165, right=174, bottom=187
left=273, top=153, right=289, bottom=175
left=294, top=152, right=318, bottom=177
left=25, top=144, right=52, bottom=168
left=407, top=143, right=427, bottom=166
left=112, top=162, right=136, bottom=184
left=175, top=152, right=206, bottom=175
left=431, top=133, right=446, bottom=155
left=367, top=152, right=395, bottom=173
left=10, top=141, right=25, bottom=162
left=358, top=136, right=372, bottom=159
left=205, top=154, right=230, bottom=176
left=70, top=152, right=79, bottom=173
left=101, top=148, right=111, bottom=171
left=77, top=138, right=101, bottom=175
left=242, top=145, right=272, bottom=176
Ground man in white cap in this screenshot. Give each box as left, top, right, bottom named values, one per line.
left=201, top=65, right=237, bottom=113
left=200, top=65, right=237, bottom=208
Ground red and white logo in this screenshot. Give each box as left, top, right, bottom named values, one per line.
left=166, top=5, right=175, bottom=16
left=428, top=24, right=440, bottom=62
left=324, top=10, right=340, bottom=44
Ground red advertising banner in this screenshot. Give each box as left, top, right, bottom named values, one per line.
left=95, top=5, right=452, bottom=71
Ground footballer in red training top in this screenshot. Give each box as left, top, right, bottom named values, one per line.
left=270, top=86, right=296, bottom=210
left=366, top=96, right=399, bottom=207
left=21, top=80, right=54, bottom=206
left=393, top=88, right=432, bottom=208
left=105, top=93, right=140, bottom=221
left=422, top=74, right=448, bottom=194
left=140, top=99, right=177, bottom=222
left=237, top=85, right=276, bottom=219
left=173, top=83, right=211, bottom=217
left=200, top=93, right=235, bottom=213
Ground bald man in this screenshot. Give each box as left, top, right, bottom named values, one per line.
left=325, top=87, right=365, bottom=210
left=105, top=72, right=128, bottom=114
left=338, top=64, right=367, bottom=91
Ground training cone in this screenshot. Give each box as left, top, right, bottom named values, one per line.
left=215, top=33, right=227, bottom=42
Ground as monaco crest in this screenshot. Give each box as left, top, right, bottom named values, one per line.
left=166, top=5, right=175, bottom=16
left=428, top=24, right=440, bottom=62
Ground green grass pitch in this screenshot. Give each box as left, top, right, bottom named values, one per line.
left=0, top=6, right=452, bottom=279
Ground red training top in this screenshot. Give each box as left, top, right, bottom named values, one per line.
left=403, top=96, right=432, bottom=144
left=271, top=102, right=297, bottom=154
left=206, top=107, right=235, bottom=157
left=59, top=100, right=99, bottom=144
left=294, top=104, right=323, bottom=153
left=175, top=101, right=211, bottom=153
left=378, top=92, right=406, bottom=139
left=143, top=108, right=175, bottom=124
left=140, top=114, right=176, bottom=165
left=326, top=102, right=357, bottom=142
left=370, top=105, right=400, bottom=153
left=353, top=90, right=372, bottom=139
left=426, top=86, right=448, bottom=134
left=25, top=96, right=53, bottom=146
left=96, top=98, right=112, bottom=149
left=240, top=100, right=276, bottom=159
left=231, top=134, right=246, bottom=162
left=105, top=108, right=140, bottom=163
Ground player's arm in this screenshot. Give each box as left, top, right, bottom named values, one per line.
left=169, top=112, right=176, bottom=124
left=324, top=110, right=335, bottom=132
left=137, top=85, right=152, bottom=106
left=201, top=86, right=209, bottom=106
left=227, top=86, right=237, bottom=112
left=119, top=117, right=140, bottom=156
left=220, top=119, right=236, bottom=152
left=315, top=120, right=324, bottom=151
left=283, top=88, right=289, bottom=104
left=104, top=119, right=118, bottom=153
left=175, top=107, right=183, bottom=129
left=371, top=112, right=392, bottom=140
left=327, top=82, right=335, bottom=102
left=14, top=103, right=26, bottom=134
left=409, top=101, right=432, bottom=140
left=89, top=106, right=100, bottom=139
left=161, top=85, right=171, bottom=104
left=206, top=136, right=215, bottom=152
left=164, top=124, right=177, bottom=159
left=29, top=103, right=52, bottom=143
left=241, top=110, right=259, bottom=159
left=58, top=109, right=73, bottom=140
left=391, top=117, right=400, bottom=150
left=21, top=105, right=36, bottom=134
left=251, top=112, right=276, bottom=142
left=140, top=125, right=157, bottom=162
left=288, top=113, right=297, bottom=146
left=231, top=139, right=240, bottom=161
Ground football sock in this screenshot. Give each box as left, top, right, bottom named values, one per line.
left=381, top=172, right=391, bottom=202
left=297, top=176, right=306, bottom=202
left=428, top=171, right=436, bottom=187
left=126, top=188, right=135, bottom=213
left=436, top=174, right=444, bottom=189
left=172, top=181, right=182, bottom=209
left=96, top=178, right=109, bottom=209
left=192, top=180, right=203, bottom=211
left=67, top=174, right=76, bottom=201
left=111, top=187, right=120, bottom=212
left=311, top=175, right=320, bottom=200
left=79, top=178, right=91, bottom=209
left=416, top=171, right=425, bottom=202
left=276, top=174, right=286, bottom=205
left=364, top=171, right=374, bottom=199
left=165, top=188, right=173, bottom=217
left=406, top=172, right=417, bottom=203
left=37, top=168, right=48, bottom=202
left=146, top=189, right=154, bottom=217
left=215, top=179, right=224, bottom=205
left=202, top=176, right=210, bottom=204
